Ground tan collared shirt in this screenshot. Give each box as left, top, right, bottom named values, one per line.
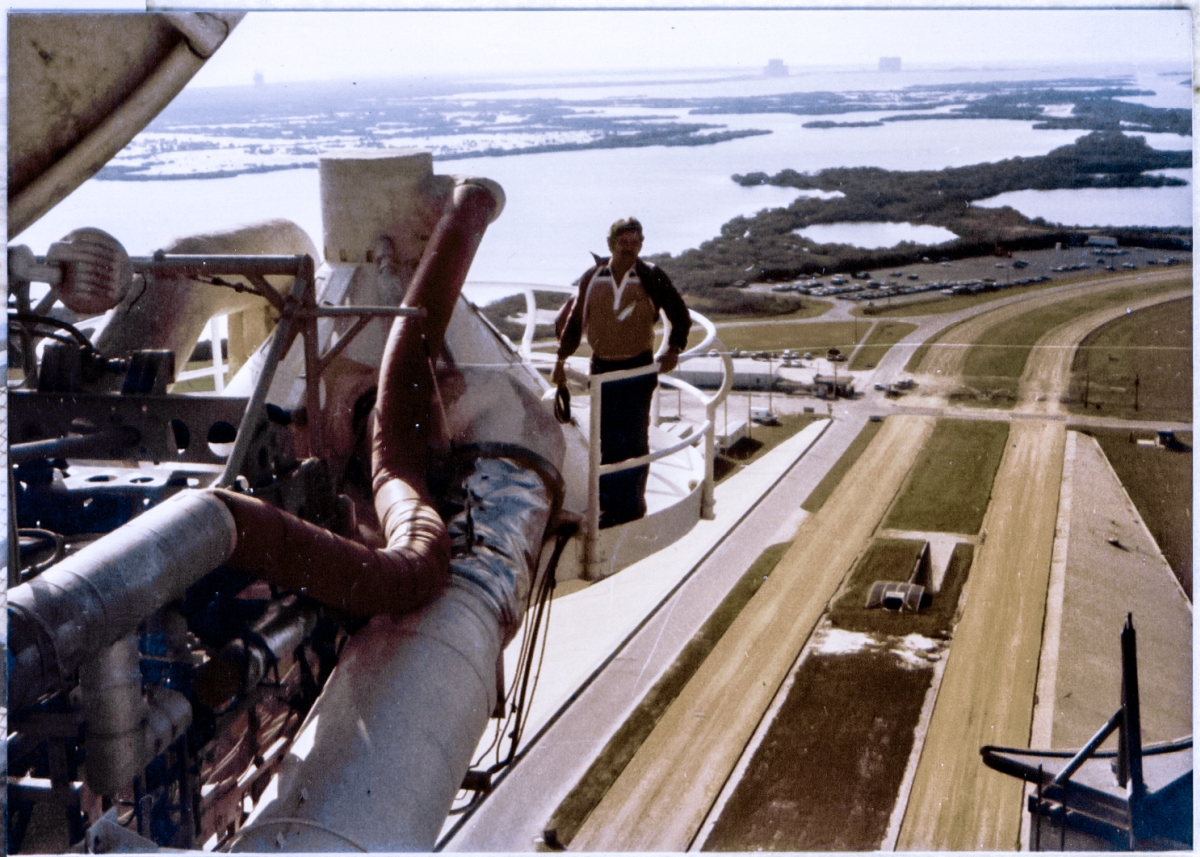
left=582, top=264, right=658, bottom=361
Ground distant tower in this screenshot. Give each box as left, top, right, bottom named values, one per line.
left=879, top=57, right=901, bottom=72
left=253, top=70, right=265, bottom=86
left=764, top=58, right=789, bottom=78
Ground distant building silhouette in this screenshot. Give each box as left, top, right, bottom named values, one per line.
left=253, top=70, right=265, bottom=86
left=879, top=57, right=901, bottom=72
left=764, top=58, right=789, bottom=77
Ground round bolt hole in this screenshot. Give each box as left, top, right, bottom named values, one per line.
left=207, top=421, right=237, bottom=459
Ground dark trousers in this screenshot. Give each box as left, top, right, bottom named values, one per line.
left=592, top=352, right=657, bottom=528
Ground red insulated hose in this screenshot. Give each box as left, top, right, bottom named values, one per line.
left=215, top=181, right=499, bottom=618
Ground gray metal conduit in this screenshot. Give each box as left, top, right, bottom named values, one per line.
left=8, top=490, right=239, bottom=711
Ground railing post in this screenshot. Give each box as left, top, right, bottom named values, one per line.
left=211, top=315, right=226, bottom=394
left=585, top=373, right=603, bottom=580
left=701, top=420, right=715, bottom=519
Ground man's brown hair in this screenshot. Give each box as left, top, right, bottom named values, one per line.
left=608, top=217, right=643, bottom=243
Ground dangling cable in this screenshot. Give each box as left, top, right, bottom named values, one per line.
left=492, top=520, right=576, bottom=772
left=450, top=519, right=576, bottom=815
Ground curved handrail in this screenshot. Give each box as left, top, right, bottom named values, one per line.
left=510, top=283, right=718, bottom=365
left=583, top=342, right=733, bottom=578
left=493, top=281, right=735, bottom=579
left=597, top=417, right=714, bottom=475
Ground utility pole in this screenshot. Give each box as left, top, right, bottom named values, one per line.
left=768, top=354, right=774, bottom=414
left=1134, top=373, right=1140, bottom=411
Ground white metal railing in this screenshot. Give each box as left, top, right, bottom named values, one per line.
left=504, top=284, right=732, bottom=580
left=174, top=314, right=228, bottom=392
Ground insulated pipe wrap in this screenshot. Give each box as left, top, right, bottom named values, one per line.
left=213, top=488, right=448, bottom=619
left=233, top=456, right=554, bottom=851
left=447, top=457, right=554, bottom=643
left=78, top=636, right=193, bottom=796
left=9, top=491, right=237, bottom=709
left=79, top=636, right=146, bottom=794
left=371, top=181, right=499, bottom=496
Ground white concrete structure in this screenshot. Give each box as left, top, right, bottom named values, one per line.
left=673, top=356, right=779, bottom=390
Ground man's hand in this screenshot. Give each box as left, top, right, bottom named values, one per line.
left=551, top=358, right=568, bottom=386
left=658, top=347, right=681, bottom=375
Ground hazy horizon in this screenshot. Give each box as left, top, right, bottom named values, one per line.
left=176, top=9, right=1191, bottom=89
left=187, top=56, right=1192, bottom=93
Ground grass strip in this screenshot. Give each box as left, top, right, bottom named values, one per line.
left=829, top=540, right=975, bottom=639
left=850, top=321, right=919, bottom=370
left=547, top=541, right=793, bottom=847
left=1079, top=427, right=1192, bottom=599
left=703, top=539, right=974, bottom=850
left=885, top=419, right=1009, bottom=534
left=800, top=419, right=884, bottom=513
left=1066, top=297, right=1191, bottom=423
left=701, top=649, right=934, bottom=851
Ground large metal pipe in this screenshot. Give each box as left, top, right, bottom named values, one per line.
left=209, top=179, right=503, bottom=617
left=371, top=179, right=501, bottom=497
left=230, top=177, right=569, bottom=851
left=8, top=490, right=238, bottom=710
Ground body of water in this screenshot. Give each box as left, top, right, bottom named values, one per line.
left=793, top=222, right=958, bottom=248
left=974, top=169, right=1192, bottom=228
left=15, top=64, right=1191, bottom=287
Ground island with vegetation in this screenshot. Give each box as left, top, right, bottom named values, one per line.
left=654, top=131, right=1191, bottom=301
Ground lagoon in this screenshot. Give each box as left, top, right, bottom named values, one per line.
left=793, top=222, right=958, bottom=249
left=13, top=114, right=1125, bottom=287
left=974, top=171, right=1192, bottom=229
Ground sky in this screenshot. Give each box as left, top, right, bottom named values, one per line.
left=179, top=8, right=1194, bottom=87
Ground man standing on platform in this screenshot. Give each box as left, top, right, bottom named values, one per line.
left=553, top=217, right=692, bottom=527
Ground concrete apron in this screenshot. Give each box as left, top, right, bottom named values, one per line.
left=1024, top=430, right=1192, bottom=848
